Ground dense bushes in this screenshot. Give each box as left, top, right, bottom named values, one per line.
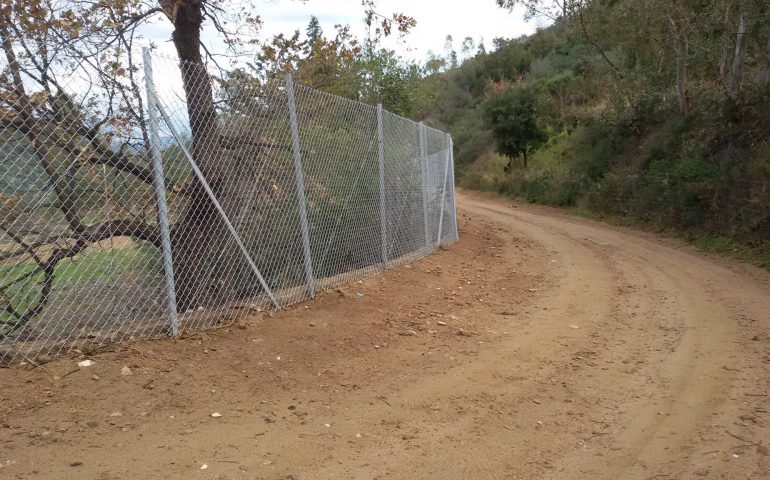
left=458, top=91, right=770, bottom=268
left=483, top=86, right=548, bottom=169
left=416, top=2, right=770, bottom=268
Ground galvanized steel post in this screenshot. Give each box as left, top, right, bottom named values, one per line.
left=285, top=75, right=316, bottom=298
left=143, top=47, right=179, bottom=336
left=418, top=123, right=431, bottom=248
left=448, top=136, right=458, bottom=240
left=436, top=134, right=451, bottom=246
left=376, top=104, right=389, bottom=269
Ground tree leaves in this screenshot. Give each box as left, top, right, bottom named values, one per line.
left=483, top=86, right=548, bottom=166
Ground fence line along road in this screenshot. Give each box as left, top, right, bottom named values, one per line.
left=0, top=49, right=458, bottom=364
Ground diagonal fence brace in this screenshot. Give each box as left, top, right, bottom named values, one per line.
left=149, top=90, right=280, bottom=309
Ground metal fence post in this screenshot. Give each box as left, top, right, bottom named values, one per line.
left=143, top=47, right=179, bottom=336
left=448, top=136, right=459, bottom=241
left=285, top=75, right=316, bottom=298
left=376, top=104, right=389, bottom=269
left=418, top=123, right=431, bottom=248
left=436, top=134, right=451, bottom=246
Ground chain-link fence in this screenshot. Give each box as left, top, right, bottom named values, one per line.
left=0, top=49, right=457, bottom=364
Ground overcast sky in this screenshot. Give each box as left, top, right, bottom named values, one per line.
left=146, top=0, right=544, bottom=63
left=139, top=0, right=545, bottom=124
left=258, top=0, right=542, bottom=60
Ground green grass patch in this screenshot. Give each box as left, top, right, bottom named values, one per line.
left=0, top=244, right=160, bottom=321
left=1, top=243, right=161, bottom=333
left=0, top=244, right=159, bottom=286
left=691, top=235, right=737, bottom=254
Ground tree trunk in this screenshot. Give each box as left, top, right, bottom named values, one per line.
left=719, top=45, right=729, bottom=79
left=757, top=29, right=770, bottom=86
left=163, top=0, right=246, bottom=311
left=666, top=4, right=693, bottom=115
left=718, top=1, right=733, bottom=81
left=522, top=151, right=528, bottom=169
left=669, top=11, right=690, bottom=116
left=729, top=11, right=748, bottom=97
left=675, top=36, right=690, bottom=115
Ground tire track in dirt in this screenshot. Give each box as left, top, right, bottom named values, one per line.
left=306, top=206, right=619, bottom=479
left=463, top=195, right=768, bottom=480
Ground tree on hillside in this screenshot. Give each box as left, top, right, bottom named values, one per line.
left=425, top=51, right=447, bottom=75
left=478, top=37, right=487, bottom=55
left=461, top=37, right=476, bottom=62
left=495, top=0, right=580, bottom=20
left=495, top=0, right=770, bottom=113
left=306, top=15, right=323, bottom=51
left=483, top=86, right=547, bottom=169
left=484, top=38, right=532, bottom=82
left=445, top=35, right=458, bottom=69
left=256, top=21, right=363, bottom=97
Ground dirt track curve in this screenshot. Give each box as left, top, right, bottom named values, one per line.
left=1, top=191, right=769, bottom=480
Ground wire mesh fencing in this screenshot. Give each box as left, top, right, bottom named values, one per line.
left=0, top=49, right=458, bottom=364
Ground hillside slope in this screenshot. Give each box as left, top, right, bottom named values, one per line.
left=418, top=2, right=770, bottom=269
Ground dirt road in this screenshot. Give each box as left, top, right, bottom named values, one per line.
left=1, top=192, right=768, bottom=479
